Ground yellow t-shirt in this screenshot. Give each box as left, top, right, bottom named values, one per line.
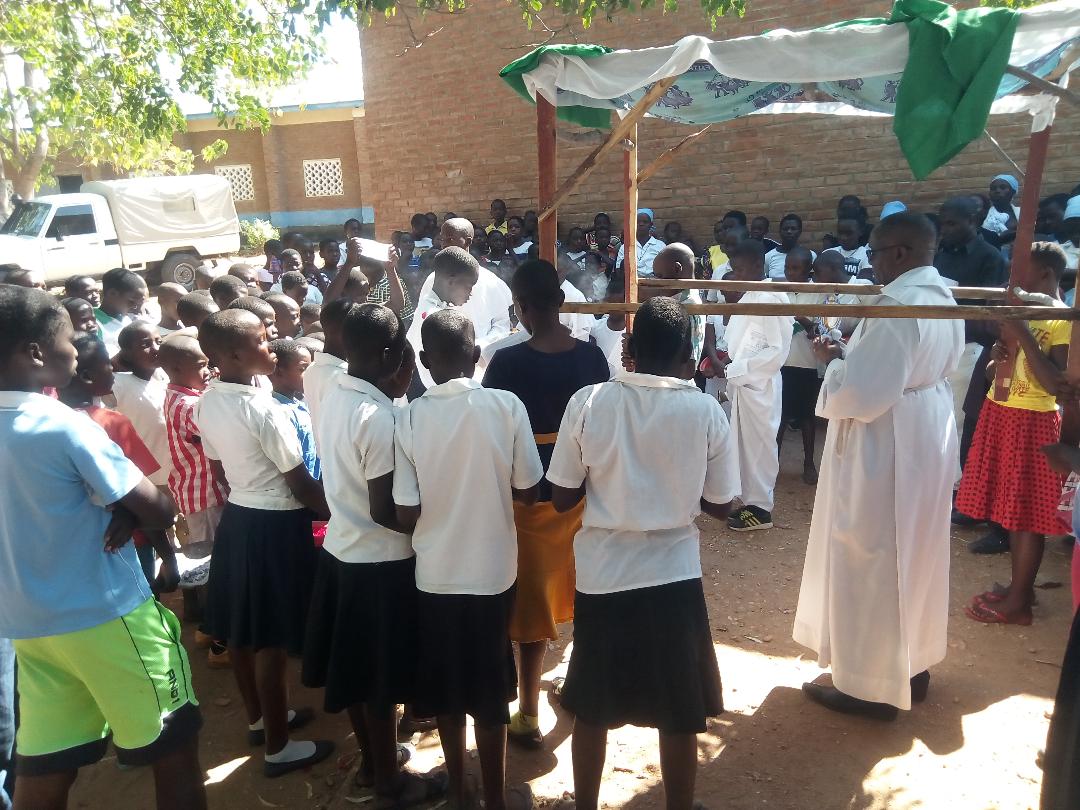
left=993, top=318, right=1071, bottom=412
left=487, top=222, right=509, bottom=235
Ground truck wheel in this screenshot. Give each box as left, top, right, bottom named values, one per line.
left=161, top=252, right=200, bottom=287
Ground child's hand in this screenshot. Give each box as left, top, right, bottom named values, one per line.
left=103, top=505, right=138, bottom=552
left=345, top=237, right=362, bottom=267
left=155, top=557, right=181, bottom=594
left=990, top=341, right=1010, bottom=363
left=811, top=335, right=844, bottom=364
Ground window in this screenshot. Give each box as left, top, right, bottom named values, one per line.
left=57, top=174, right=83, bottom=193
left=0, top=201, right=50, bottom=237
left=303, top=158, right=344, bottom=197
left=215, top=164, right=255, bottom=201
left=45, top=204, right=96, bottom=239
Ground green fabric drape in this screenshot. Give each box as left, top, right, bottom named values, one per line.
left=500, top=44, right=613, bottom=129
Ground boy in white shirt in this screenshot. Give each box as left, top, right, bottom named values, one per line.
left=301, top=303, right=444, bottom=804
left=94, top=267, right=147, bottom=357
left=406, top=247, right=481, bottom=390
left=824, top=217, right=873, bottom=281
left=722, top=239, right=793, bottom=531
left=547, top=296, right=739, bottom=810
left=765, top=213, right=816, bottom=281
left=394, top=309, right=543, bottom=810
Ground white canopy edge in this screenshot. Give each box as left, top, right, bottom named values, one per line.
left=521, top=0, right=1080, bottom=119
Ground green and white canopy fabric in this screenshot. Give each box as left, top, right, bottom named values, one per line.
left=501, top=0, right=1080, bottom=178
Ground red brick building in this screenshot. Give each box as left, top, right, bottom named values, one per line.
left=356, top=0, right=1080, bottom=247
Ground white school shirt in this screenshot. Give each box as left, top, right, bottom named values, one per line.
left=393, top=377, right=543, bottom=595
left=547, top=372, right=740, bottom=594
left=824, top=245, right=872, bottom=278
left=589, top=316, right=625, bottom=378
left=410, top=268, right=514, bottom=389
left=705, top=261, right=731, bottom=303
left=616, top=237, right=665, bottom=277
left=194, top=380, right=304, bottom=510
left=560, top=279, right=592, bottom=341
left=319, top=375, right=412, bottom=563
left=111, top=369, right=172, bottom=486
left=303, top=351, right=347, bottom=449
left=765, top=247, right=816, bottom=280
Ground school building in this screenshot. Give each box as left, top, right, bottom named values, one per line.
left=356, top=0, right=1080, bottom=246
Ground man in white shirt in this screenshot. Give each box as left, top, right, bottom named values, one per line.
left=765, top=213, right=815, bottom=281
left=394, top=309, right=542, bottom=810
left=794, top=212, right=964, bottom=720
left=722, top=239, right=792, bottom=531
left=824, top=217, right=873, bottom=281
left=616, top=208, right=665, bottom=278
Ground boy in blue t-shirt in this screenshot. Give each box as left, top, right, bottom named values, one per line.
left=268, top=339, right=320, bottom=480
left=0, top=286, right=206, bottom=809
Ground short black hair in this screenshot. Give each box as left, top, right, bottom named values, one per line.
left=732, top=238, right=766, bottom=263
left=875, top=211, right=937, bottom=252
left=72, top=333, right=109, bottom=368
left=1040, top=193, right=1070, bottom=210
left=629, top=296, right=691, bottom=369
left=210, top=274, right=247, bottom=300
left=420, top=308, right=474, bottom=364
left=512, top=259, right=563, bottom=310
left=198, top=309, right=261, bottom=365
left=280, top=271, right=307, bottom=292
left=230, top=295, right=275, bottom=321
left=780, top=213, right=803, bottom=229
left=177, top=292, right=218, bottom=323
left=280, top=248, right=301, bottom=263
left=568, top=226, right=584, bottom=237
left=269, top=338, right=312, bottom=366
left=433, top=246, right=480, bottom=278
left=320, top=297, right=357, bottom=330
left=318, top=238, right=338, bottom=251
left=1032, top=241, right=1069, bottom=281
left=507, top=215, right=524, bottom=227
left=62, top=296, right=93, bottom=315
left=751, top=215, right=769, bottom=226
left=344, top=218, right=361, bottom=229
left=101, top=267, right=145, bottom=294
left=342, top=302, right=405, bottom=366
left=723, top=210, right=747, bottom=226
left=65, top=274, right=95, bottom=293
left=0, top=267, right=35, bottom=286
left=117, top=320, right=155, bottom=351
left=0, top=287, right=67, bottom=365
left=264, top=238, right=283, bottom=253
left=941, top=196, right=979, bottom=220
left=411, top=213, right=428, bottom=228
left=491, top=198, right=507, bottom=208
left=300, top=302, right=322, bottom=320
left=786, top=245, right=814, bottom=267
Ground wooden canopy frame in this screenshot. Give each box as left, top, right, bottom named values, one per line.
left=533, top=59, right=1080, bottom=415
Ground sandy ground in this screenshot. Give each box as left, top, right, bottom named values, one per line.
left=66, top=435, right=1074, bottom=810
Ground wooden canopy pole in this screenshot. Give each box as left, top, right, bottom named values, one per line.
left=536, top=94, right=558, bottom=263
left=624, top=122, right=639, bottom=317
left=993, top=125, right=1052, bottom=401
left=637, top=125, right=712, bottom=186
left=538, top=76, right=676, bottom=223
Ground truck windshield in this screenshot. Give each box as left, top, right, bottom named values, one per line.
left=0, top=202, right=51, bottom=237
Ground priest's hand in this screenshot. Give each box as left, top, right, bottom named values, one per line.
left=811, top=335, right=844, bottom=364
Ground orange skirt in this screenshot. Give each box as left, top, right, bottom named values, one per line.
left=510, top=498, right=583, bottom=643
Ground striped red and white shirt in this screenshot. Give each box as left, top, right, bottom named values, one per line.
left=164, top=384, right=227, bottom=516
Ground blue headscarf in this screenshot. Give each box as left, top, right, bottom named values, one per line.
left=637, top=208, right=655, bottom=223
left=993, top=174, right=1019, bottom=194
left=881, top=201, right=907, bottom=218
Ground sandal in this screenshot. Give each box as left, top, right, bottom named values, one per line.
left=965, top=601, right=1032, bottom=626
left=974, top=583, right=1038, bottom=606
left=354, top=744, right=413, bottom=789
left=549, top=676, right=566, bottom=708
left=374, top=770, right=449, bottom=810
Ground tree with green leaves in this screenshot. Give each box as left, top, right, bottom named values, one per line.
left=0, top=0, right=320, bottom=215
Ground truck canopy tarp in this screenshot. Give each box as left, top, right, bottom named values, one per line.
left=81, top=175, right=238, bottom=246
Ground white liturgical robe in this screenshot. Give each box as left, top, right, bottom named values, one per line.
left=793, top=265, right=964, bottom=710
left=725, top=289, right=793, bottom=511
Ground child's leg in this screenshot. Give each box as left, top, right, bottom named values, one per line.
left=150, top=734, right=208, bottom=810
left=474, top=722, right=508, bottom=810
left=517, top=640, right=546, bottom=719
left=228, top=646, right=263, bottom=726
left=775, top=422, right=786, bottom=452
left=997, top=531, right=1046, bottom=620
left=571, top=719, right=608, bottom=810
left=12, top=772, right=77, bottom=810
left=658, top=732, right=697, bottom=810
left=363, top=702, right=402, bottom=795
left=437, top=714, right=467, bottom=807
left=801, top=415, right=818, bottom=477
left=346, top=704, right=374, bottom=783
left=255, top=647, right=290, bottom=753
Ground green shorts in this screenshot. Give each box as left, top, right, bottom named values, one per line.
left=14, top=598, right=201, bottom=775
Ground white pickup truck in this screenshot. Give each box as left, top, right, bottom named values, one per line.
left=0, top=174, right=241, bottom=287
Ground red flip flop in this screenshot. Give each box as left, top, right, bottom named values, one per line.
left=965, top=601, right=1032, bottom=626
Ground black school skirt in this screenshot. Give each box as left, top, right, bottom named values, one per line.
left=413, top=587, right=517, bottom=726
left=302, top=551, right=420, bottom=713
left=562, top=578, right=723, bottom=734
left=204, top=503, right=317, bottom=656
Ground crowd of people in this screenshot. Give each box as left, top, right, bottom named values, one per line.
left=3, top=171, right=1080, bottom=810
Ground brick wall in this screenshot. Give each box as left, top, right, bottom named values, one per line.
left=179, top=128, right=270, bottom=214
left=358, top=0, right=1080, bottom=248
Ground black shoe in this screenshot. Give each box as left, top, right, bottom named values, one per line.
left=951, top=509, right=981, bottom=528
left=968, top=529, right=1010, bottom=555
left=727, top=505, right=773, bottom=532
left=263, top=740, right=335, bottom=778
left=802, top=682, right=898, bottom=721
left=249, top=707, right=316, bottom=746
left=910, top=671, right=930, bottom=703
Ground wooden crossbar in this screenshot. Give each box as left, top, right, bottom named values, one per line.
left=560, top=301, right=1078, bottom=320
left=635, top=278, right=1009, bottom=299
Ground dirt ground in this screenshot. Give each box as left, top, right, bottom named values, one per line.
left=67, top=436, right=1074, bottom=810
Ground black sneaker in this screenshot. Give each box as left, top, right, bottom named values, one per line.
left=951, top=509, right=981, bottom=528
left=969, top=527, right=1010, bottom=555
left=727, top=505, right=773, bottom=532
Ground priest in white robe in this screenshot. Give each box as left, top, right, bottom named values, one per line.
left=724, top=238, right=793, bottom=532
left=793, top=212, right=964, bottom=719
